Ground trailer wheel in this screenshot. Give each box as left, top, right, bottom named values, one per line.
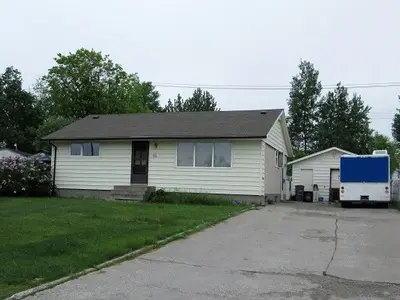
left=378, top=203, right=389, bottom=209
left=341, top=202, right=350, bottom=208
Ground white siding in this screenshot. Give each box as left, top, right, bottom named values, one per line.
left=0, top=149, right=24, bottom=159
left=148, top=140, right=263, bottom=195
left=266, top=116, right=288, bottom=155
left=291, top=149, right=348, bottom=200
left=54, top=141, right=132, bottom=190
left=264, top=144, right=281, bottom=196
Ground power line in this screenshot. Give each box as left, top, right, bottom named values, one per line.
left=154, top=81, right=400, bottom=91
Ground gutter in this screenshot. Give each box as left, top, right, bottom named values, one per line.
left=49, top=141, right=57, bottom=196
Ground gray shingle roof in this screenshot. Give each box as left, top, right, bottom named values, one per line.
left=43, top=109, right=283, bottom=140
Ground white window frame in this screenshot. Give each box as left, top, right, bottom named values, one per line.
left=176, top=142, right=232, bottom=168
left=70, top=142, right=100, bottom=157
left=275, top=150, right=284, bottom=168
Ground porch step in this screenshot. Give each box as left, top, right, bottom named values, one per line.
left=111, top=185, right=154, bottom=201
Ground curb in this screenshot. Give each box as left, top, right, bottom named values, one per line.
left=5, top=206, right=253, bottom=300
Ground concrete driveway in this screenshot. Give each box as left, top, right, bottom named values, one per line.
left=27, top=203, right=400, bottom=300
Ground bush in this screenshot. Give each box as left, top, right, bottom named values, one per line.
left=146, top=189, right=237, bottom=206
left=0, top=157, right=53, bottom=196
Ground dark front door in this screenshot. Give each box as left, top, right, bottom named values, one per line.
left=131, top=142, right=149, bottom=184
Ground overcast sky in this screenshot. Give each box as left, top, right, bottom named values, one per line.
left=0, top=0, right=398, bottom=136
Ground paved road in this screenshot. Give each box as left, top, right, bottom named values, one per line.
left=27, top=203, right=400, bottom=300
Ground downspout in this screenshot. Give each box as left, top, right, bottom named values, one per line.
left=49, top=141, right=57, bottom=196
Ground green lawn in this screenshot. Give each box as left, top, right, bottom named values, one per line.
left=0, top=197, right=245, bottom=299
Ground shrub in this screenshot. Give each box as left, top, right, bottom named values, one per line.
left=0, top=157, right=53, bottom=196
left=146, top=189, right=237, bottom=206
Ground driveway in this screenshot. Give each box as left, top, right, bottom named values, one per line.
left=27, top=203, right=400, bottom=300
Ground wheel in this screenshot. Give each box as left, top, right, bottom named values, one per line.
left=378, top=202, right=389, bottom=209
left=341, top=202, right=350, bottom=208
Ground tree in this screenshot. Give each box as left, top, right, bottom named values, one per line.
left=369, top=132, right=399, bottom=174
left=0, top=67, right=43, bottom=153
left=163, top=88, right=219, bottom=112
left=392, top=104, right=400, bottom=143
left=40, top=48, right=160, bottom=119
left=287, top=60, right=322, bottom=155
left=315, top=83, right=372, bottom=154
left=183, top=88, right=219, bottom=111
left=34, top=117, right=75, bottom=152
left=164, top=94, right=185, bottom=112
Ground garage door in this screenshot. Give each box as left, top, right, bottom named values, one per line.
left=300, top=169, right=314, bottom=191
left=330, top=169, right=340, bottom=188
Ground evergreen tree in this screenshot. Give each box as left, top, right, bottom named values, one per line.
left=163, top=89, right=218, bottom=112
left=164, top=94, right=185, bottom=112
left=315, top=83, right=372, bottom=154
left=287, top=60, right=322, bottom=155
left=392, top=99, right=400, bottom=142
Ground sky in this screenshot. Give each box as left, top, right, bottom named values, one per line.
left=0, top=0, right=398, bottom=136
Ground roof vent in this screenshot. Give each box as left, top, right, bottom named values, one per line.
left=260, top=110, right=267, bottom=115
left=372, top=150, right=388, bottom=155
left=92, top=115, right=100, bottom=119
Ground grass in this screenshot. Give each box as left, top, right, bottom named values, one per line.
left=147, top=190, right=235, bottom=205
left=0, top=197, right=246, bottom=299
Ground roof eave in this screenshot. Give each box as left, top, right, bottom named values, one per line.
left=287, top=147, right=356, bottom=165
left=43, top=135, right=267, bottom=141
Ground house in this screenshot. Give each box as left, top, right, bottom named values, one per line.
left=287, top=147, right=355, bottom=201
left=0, top=147, right=30, bottom=159
left=43, top=109, right=293, bottom=204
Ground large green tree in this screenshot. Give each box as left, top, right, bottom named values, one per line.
left=287, top=60, right=322, bottom=155
left=0, top=67, right=42, bottom=153
left=164, top=88, right=219, bottom=112
left=39, top=48, right=160, bottom=119
left=369, top=132, right=399, bottom=174
left=392, top=99, right=400, bottom=142
left=315, top=83, right=372, bottom=154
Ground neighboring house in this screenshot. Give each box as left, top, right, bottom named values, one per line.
left=287, top=147, right=355, bottom=201
left=0, top=147, right=30, bottom=159
left=43, top=109, right=293, bottom=204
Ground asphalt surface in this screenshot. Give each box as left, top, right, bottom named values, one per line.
left=26, top=202, right=400, bottom=300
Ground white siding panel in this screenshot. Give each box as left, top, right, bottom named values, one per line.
left=148, top=140, right=263, bottom=195
left=266, top=116, right=287, bottom=155
left=54, top=141, right=132, bottom=190
left=291, top=149, right=347, bottom=200
left=264, top=144, right=281, bottom=196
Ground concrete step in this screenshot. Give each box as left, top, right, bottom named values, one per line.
left=111, top=192, right=146, bottom=198
left=113, top=196, right=143, bottom=201
left=113, top=186, right=148, bottom=193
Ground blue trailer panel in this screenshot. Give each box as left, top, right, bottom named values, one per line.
left=340, top=156, right=389, bottom=183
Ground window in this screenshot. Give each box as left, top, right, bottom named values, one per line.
left=71, top=143, right=82, bottom=156
left=177, top=142, right=232, bottom=167
left=195, top=143, right=213, bottom=167
left=214, top=143, right=232, bottom=167
left=275, top=150, right=283, bottom=167
left=70, top=143, right=100, bottom=156
left=177, top=142, right=194, bottom=166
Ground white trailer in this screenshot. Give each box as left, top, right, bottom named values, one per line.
left=340, top=150, right=390, bottom=207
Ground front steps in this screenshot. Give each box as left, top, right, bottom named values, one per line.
left=111, top=185, right=154, bottom=201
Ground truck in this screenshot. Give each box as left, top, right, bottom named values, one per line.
left=339, top=150, right=390, bottom=207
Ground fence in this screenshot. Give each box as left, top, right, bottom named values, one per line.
left=391, top=179, right=400, bottom=203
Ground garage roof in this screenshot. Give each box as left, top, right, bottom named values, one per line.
left=287, top=147, right=355, bottom=165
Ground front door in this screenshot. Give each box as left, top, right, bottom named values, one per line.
left=131, top=142, right=149, bottom=184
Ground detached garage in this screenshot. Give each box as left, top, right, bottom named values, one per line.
left=288, top=147, right=354, bottom=201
